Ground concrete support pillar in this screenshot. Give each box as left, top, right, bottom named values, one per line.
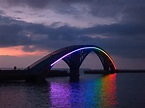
left=69, top=69, right=80, bottom=82
left=109, top=65, right=116, bottom=74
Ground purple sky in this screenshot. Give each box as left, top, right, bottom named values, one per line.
left=0, top=0, right=145, bottom=69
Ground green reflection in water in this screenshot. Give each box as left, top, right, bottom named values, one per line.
left=49, top=74, right=118, bottom=108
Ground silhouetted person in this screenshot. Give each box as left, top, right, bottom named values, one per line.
left=14, top=66, right=17, bottom=70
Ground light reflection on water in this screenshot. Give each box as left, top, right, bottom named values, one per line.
left=99, top=74, right=117, bottom=107
left=50, top=82, right=71, bottom=107
left=0, top=73, right=145, bottom=108
left=0, top=74, right=118, bottom=108
left=50, top=74, right=117, bottom=108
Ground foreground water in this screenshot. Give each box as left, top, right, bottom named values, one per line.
left=0, top=73, right=145, bottom=108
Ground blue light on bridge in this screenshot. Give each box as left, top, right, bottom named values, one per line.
left=50, top=46, right=116, bottom=69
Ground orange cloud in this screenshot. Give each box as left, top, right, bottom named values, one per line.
left=0, top=46, right=48, bottom=56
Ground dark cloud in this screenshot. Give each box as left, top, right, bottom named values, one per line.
left=0, top=15, right=145, bottom=59
left=4, top=0, right=143, bottom=21
left=0, top=0, right=145, bottom=59
left=85, top=23, right=145, bottom=37
left=0, top=24, right=31, bottom=47
left=4, top=0, right=49, bottom=8
left=122, top=4, right=145, bottom=24
left=2, top=0, right=145, bottom=20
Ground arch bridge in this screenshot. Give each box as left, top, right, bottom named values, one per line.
left=27, top=45, right=116, bottom=81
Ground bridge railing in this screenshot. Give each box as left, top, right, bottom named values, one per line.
left=26, top=48, right=67, bottom=69
left=27, top=54, right=51, bottom=69
left=26, top=46, right=81, bottom=69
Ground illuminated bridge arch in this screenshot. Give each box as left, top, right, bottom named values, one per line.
left=28, top=45, right=116, bottom=78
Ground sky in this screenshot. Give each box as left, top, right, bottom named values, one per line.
left=0, top=0, right=145, bottom=69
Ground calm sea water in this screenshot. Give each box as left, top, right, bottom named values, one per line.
left=0, top=73, right=145, bottom=108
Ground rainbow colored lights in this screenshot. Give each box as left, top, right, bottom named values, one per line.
left=49, top=74, right=117, bottom=107
left=50, top=47, right=116, bottom=69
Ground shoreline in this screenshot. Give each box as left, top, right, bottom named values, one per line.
left=84, top=69, right=145, bottom=74
left=0, top=69, right=145, bottom=81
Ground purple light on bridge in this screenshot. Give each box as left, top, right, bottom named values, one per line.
left=50, top=47, right=116, bottom=69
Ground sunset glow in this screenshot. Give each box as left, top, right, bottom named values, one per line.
left=0, top=46, right=47, bottom=57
